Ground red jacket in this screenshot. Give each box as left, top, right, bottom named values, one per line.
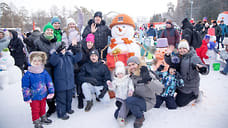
left=196, top=40, right=208, bottom=64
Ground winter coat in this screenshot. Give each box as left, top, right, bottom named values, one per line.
left=23, top=30, right=41, bottom=53
left=156, top=71, right=184, bottom=97
left=109, top=75, right=134, bottom=100
left=77, top=41, right=95, bottom=67
left=161, top=27, right=180, bottom=46
left=0, top=36, right=10, bottom=52
left=54, top=29, right=62, bottom=43
left=22, top=68, right=54, bottom=101
left=78, top=60, right=111, bottom=87
left=219, top=24, right=228, bottom=36
left=181, top=18, right=194, bottom=47
left=212, top=24, right=222, bottom=37
left=62, top=29, right=81, bottom=48
left=196, top=40, right=208, bottom=64
left=201, top=26, right=210, bottom=39
left=194, top=23, right=203, bottom=32
left=146, top=28, right=157, bottom=37
left=49, top=51, right=82, bottom=92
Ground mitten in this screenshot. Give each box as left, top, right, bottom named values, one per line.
left=98, top=87, right=108, bottom=99
left=157, top=65, right=165, bottom=72
left=137, top=66, right=152, bottom=84
left=85, top=77, right=98, bottom=86
left=56, top=44, right=66, bottom=53
left=69, top=43, right=81, bottom=53
left=198, top=66, right=207, bottom=74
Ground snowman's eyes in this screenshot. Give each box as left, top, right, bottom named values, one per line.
left=116, top=26, right=118, bottom=29
left=122, top=26, right=125, bottom=28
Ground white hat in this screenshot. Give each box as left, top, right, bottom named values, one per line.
left=115, top=61, right=126, bottom=75
left=178, top=40, right=190, bottom=50
left=67, top=18, right=76, bottom=25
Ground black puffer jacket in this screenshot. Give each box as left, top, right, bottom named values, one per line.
left=181, top=18, right=194, bottom=46
left=24, top=30, right=41, bottom=53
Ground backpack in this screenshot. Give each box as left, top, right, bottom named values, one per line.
left=191, top=30, right=202, bottom=49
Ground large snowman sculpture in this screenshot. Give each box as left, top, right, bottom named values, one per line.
left=108, top=14, right=141, bottom=58
left=0, top=48, right=22, bottom=89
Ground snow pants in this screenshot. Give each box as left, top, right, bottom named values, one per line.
left=30, top=98, right=46, bottom=121
left=154, top=95, right=177, bottom=109
left=175, top=90, right=198, bottom=107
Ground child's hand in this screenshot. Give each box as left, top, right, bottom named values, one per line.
left=72, top=38, right=78, bottom=46
left=106, top=80, right=112, bottom=88
left=128, top=90, right=133, bottom=96
left=26, top=100, right=32, bottom=103
left=47, top=94, right=54, bottom=99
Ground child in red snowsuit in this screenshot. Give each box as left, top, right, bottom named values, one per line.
left=196, top=35, right=209, bottom=64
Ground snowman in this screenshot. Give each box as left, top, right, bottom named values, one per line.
left=0, top=48, right=22, bottom=89
left=108, top=14, right=141, bottom=57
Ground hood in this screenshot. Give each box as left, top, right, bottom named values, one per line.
left=181, top=18, right=193, bottom=30
left=88, top=19, right=106, bottom=26
left=8, top=30, right=18, bottom=40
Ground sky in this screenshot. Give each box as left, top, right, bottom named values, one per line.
left=2, top=0, right=177, bottom=18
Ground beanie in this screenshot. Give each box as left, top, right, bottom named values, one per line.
left=94, top=11, right=102, bottom=18
left=29, top=51, right=47, bottom=64
left=109, top=14, right=136, bottom=29
left=51, top=16, right=61, bottom=24
left=67, top=18, right=76, bottom=25
left=43, top=22, right=54, bottom=32
left=86, top=33, right=95, bottom=43
left=156, top=38, right=168, bottom=48
left=166, top=20, right=173, bottom=25
left=89, top=49, right=99, bottom=57
left=127, top=56, right=140, bottom=65
left=115, top=61, right=126, bottom=75
left=178, top=40, right=190, bottom=50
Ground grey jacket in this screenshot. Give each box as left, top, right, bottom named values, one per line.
left=0, top=37, right=10, bottom=52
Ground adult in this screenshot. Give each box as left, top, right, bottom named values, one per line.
left=82, top=11, right=111, bottom=59
left=33, top=22, right=61, bottom=117
left=165, top=40, right=208, bottom=107
left=8, top=30, right=26, bottom=72
left=194, top=20, right=203, bottom=32
left=23, top=27, right=41, bottom=53
left=201, top=23, right=210, bottom=39
left=126, top=56, right=163, bottom=128
left=181, top=18, right=196, bottom=48
left=219, top=20, right=228, bottom=48
left=78, top=49, right=111, bottom=112
left=212, top=20, right=222, bottom=49
left=0, top=30, right=10, bottom=52
left=51, top=16, right=62, bottom=43
left=146, top=23, right=157, bottom=39
left=160, top=20, right=180, bottom=51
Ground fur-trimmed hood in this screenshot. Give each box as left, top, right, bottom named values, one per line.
left=29, top=51, right=47, bottom=65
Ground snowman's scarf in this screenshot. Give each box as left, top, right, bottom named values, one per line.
left=110, top=38, right=133, bottom=49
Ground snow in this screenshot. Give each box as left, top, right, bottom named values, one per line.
left=1, top=65, right=228, bottom=128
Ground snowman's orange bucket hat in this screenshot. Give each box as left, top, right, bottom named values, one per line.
left=109, top=14, right=136, bottom=29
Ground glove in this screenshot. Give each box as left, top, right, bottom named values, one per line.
left=56, top=44, right=66, bottom=53
left=69, top=43, right=81, bottom=53
left=137, top=66, right=152, bottom=84
left=85, top=77, right=98, bottom=86
left=198, top=66, right=208, bottom=74
left=157, top=65, right=165, bottom=72
left=98, top=87, right=108, bottom=99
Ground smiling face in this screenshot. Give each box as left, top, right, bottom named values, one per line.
left=128, top=62, right=139, bottom=74
left=31, top=56, right=43, bottom=66
left=178, top=48, right=189, bottom=55
left=87, top=41, right=94, bottom=49
left=90, top=54, right=98, bottom=63
left=52, top=22, right=60, bottom=29
left=68, top=22, right=76, bottom=29
left=111, top=24, right=134, bottom=38
left=44, top=28, right=53, bottom=36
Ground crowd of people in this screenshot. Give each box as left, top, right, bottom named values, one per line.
left=0, top=11, right=228, bottom=128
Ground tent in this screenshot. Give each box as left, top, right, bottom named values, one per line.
left=217, top=11, right=228, bottom=25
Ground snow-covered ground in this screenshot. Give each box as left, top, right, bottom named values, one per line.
left=1, top=62, right=228, bottom=128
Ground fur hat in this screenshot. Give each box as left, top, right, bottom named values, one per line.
left=89, top=49, right=99, bottom=57
left=29, top=51, right=47, bottom=64
left=51, top=16, right=61, bottom=24
left=115, top=61, right=126, bottom=75
left=127, top=56, right=140, bottom=65
left=156, top=38, right=168, bottom=48
left=86, top=33, right=95, bottom=43
left=109, top=14, right=136, bottom=29
left=43, top=22, right=54, bottom=32
left=94, top=11, right=102, bottom=18
left=178, top=40, right=190, bottom=50
left=67, top=18, right=76, bottom=25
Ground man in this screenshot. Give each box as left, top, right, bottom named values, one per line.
left=160, top=20, right=180, bottom=51
left=23, top=27, right=41, bottom=53
left=212, top=20, right=222, bottom=49
left=82, top=11, right=111, bottom=59
left=219, top=20, right=228, bottom=48
left=78, top=49, right=111, bottom=112
left=51, top=16, right=62, bottom=43
left=146, top=23, right=157, bottom=40
left=126, top=56, right=163, bottom=128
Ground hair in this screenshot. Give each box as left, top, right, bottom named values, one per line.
left=63, top=25, right=81, bottom=38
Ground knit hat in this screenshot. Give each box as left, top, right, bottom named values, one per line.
left=89, top=49, right=99, bottom=57
left=178, top=40, right=190, bottom=50
left=34, top=27, right=41, bottom=32
left=86, top=33, right=95, bottom=43
left=94, top=11, right=102, bottom=18
left=115, top=61, right=126, bottom=75
left=166, top=20, right=173, bottom=25
left=156, top=38, right=168, bottom=48
left=51, top=16, right=61, bottom=24
left=29, top=51, right=47, bottom=64
left=127, top=56, right=140, bottom=65
left=203, top=17, right=207, bottom=22
left=43, top=22, right=54, bottom=32
left=109, top=14, right=136, bottom=29
left=0, top=30, right=4, bottom=36
left=67, top=18, right=76, bottom=25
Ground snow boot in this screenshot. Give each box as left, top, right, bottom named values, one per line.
left=133, top=116, right=145, bottom=128
left=59, top=114, right=70, bottom=120
left=33, top=119, right=43, bottom=128
left=77, top=96, right=84, bottom=109
left=67, top=109, right=74, bottom=114
left=40, top=114, right=52, bottom=125
left=85, top=100, right=93, bottom=112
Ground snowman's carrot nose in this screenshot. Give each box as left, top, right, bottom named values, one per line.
left=118, top=27, right=122, bottom=32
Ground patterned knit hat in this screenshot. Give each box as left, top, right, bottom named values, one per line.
left=43, top=22, right=54, bottom=32
left=109, top=14, right=135, bottom=28
left=86, top=33, right=95, bottom=43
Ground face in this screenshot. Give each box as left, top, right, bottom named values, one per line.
left=166, top=23, right=172, bottom=28
left=178, top=48, right=189, bottom=55
left=94, top=16, right=101, bottom=24
left=52, top=22, right=60, bottom=29
left=90, top=54, right=98, bottom=63
left=128, top=62, right=139, bottom=74
left=87, top=42, right=94, bottom=49
left=45, top=28, right=53, bottom=36
left=31, top=56, right=43, bottom=66
left=0, top=32, right=4, bottom=39
left=169, top=68, right=176, bottom=75
left=68, top=23, right=76, bottom=29
left=116, top=72, right=124, bottom=78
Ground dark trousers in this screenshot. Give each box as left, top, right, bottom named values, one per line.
left=175, top=90, right=198, bottom=107
left=46, top=96, right=56, bottom=114
left=125, top=96, right=146, bottom=119
left=30, top=98, right=46, bottom=121
left=154, top=95, right=177, bottom=109
left=56, top=89, right=73, bottom=117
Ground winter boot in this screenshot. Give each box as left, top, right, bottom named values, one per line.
left=67, top=109, right=74, bottom=114
left=133, top=116, right=145, bottom=128
left=40, top=114, right=52, bottom=125
left=33, top=119, right=43, bottom=128
left=59, top=114, right=70, bottom=120
left=85, top=100, right=93, bottom=112
left=77, top=95, right=84, bottom=109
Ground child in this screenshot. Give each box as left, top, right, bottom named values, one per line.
left=107, top=61, right=134, bottom=126
left=49, top=40, right=82, bottom=120
left=154, top=59, right=184, bottom=109
left=22, top=51, right=54, bottom=128
left=196, top=35, right=209, bottom=64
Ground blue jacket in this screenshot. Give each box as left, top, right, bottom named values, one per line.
left=22, top=70, right=54, bottom=101
left=49, top=51, right=82, bottom=92
left=146, top=28, right=157, bottom=37
left=219, top=24, right=228, bottom=36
